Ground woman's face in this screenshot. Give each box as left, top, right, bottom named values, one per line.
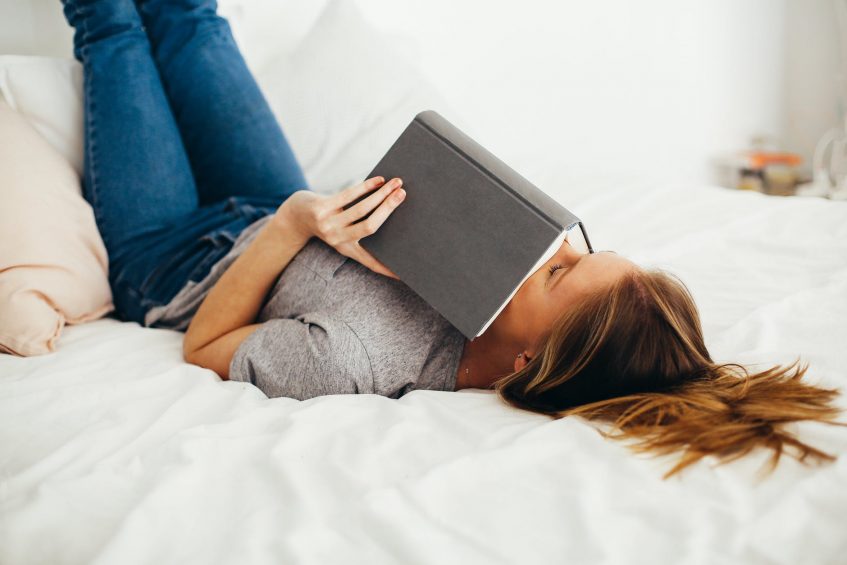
left=494, top=237, right=636, bottom=357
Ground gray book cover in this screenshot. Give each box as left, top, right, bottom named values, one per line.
left=353, top=110, right=586, bottom=339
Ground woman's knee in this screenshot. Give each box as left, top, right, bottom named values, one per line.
left=61, top=0, right=145, bottom=62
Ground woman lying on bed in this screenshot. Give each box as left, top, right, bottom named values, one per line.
left=61, top=0, right=842, bottom=477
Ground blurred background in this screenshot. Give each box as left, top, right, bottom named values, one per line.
left=1, top=0, right=840, bottom=194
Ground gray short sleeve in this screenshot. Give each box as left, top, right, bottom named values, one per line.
left=229, top=313, right=374, bottom=400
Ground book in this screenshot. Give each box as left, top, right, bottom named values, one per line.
left=351, top=110, right=593, bottom=340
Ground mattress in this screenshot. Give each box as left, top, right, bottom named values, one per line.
left=1, top=182, right=846, bottom=565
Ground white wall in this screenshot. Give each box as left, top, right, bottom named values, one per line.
left=358, top=0, right=790, bottom=187
left=0, top=0, right=840, bottom=187
left=0, top=0, right=73, bottom=57
left=784, top=0, right=841, bottom=166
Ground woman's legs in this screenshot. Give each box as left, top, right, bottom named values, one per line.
left=62, top=0, right=309, bottom=325
left=63, top=0, right=223, bottom=323
left=134, top=0, right=308, bottom=206
left=62, top=0, right=199, bottom=261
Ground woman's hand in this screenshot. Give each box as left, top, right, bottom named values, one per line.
left=273, top=176, right=406, bottom=279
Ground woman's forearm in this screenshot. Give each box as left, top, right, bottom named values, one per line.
left=183, top=217, right=311, bottom=372
left=181, top=178, right=405, bottom=378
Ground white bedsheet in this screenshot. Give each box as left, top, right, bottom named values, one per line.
left=2, top=183, right=846, bottom=565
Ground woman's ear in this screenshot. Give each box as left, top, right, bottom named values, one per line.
left=513, top=351, right=531, bottom=372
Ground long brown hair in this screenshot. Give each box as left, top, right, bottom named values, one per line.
left=493, top=268, right=844, bottom=478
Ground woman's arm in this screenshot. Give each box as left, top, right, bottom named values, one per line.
left=182, top=217, right=310, bottom=376
left=183, top=175, right=406, bottom=378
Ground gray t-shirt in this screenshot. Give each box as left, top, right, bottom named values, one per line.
left=145, top=215, right=466, bottom=400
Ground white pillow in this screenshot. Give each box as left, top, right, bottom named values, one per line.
left=217, top=0, right=329, bottom=74
left=254, top=0, right=461, bottom=194
left=0, top=55, right=84, bottom=177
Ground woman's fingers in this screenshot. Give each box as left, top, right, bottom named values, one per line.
left=310, top=175, right=406, bottom=280
left=331, top=176, right=387, bottom=209
left=338, top=177, right=403, bottom=225
left=350, top=185, right=406, bottom=240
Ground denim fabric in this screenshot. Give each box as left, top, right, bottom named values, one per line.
left=61, top=0, right=309, bottom=325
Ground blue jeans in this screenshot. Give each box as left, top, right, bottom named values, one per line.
left=61, top=0, right=309, bottom=326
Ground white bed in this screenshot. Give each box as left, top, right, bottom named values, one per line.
left=2, top=0, right=847, bottom=562
left=2, top=180, right=846, bottom=565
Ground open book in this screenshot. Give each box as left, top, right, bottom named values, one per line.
left=353, top=110, right=593, bottom=340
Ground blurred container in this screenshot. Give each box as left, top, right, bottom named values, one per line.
left=712, top=137, right=806, bottom=196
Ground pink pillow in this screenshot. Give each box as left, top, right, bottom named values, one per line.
left=0, top=99, right=113, bottom=356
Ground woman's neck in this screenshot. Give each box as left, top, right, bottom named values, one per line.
left=454, top=327, right=519, bottom=390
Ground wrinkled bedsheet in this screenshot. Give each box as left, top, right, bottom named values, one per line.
left=2, top=183, right=846, bottom=565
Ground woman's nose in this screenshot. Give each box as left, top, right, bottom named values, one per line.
left=548, top=239, right=579, bottom=267
left=562, top=238, right=585, bottom=258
